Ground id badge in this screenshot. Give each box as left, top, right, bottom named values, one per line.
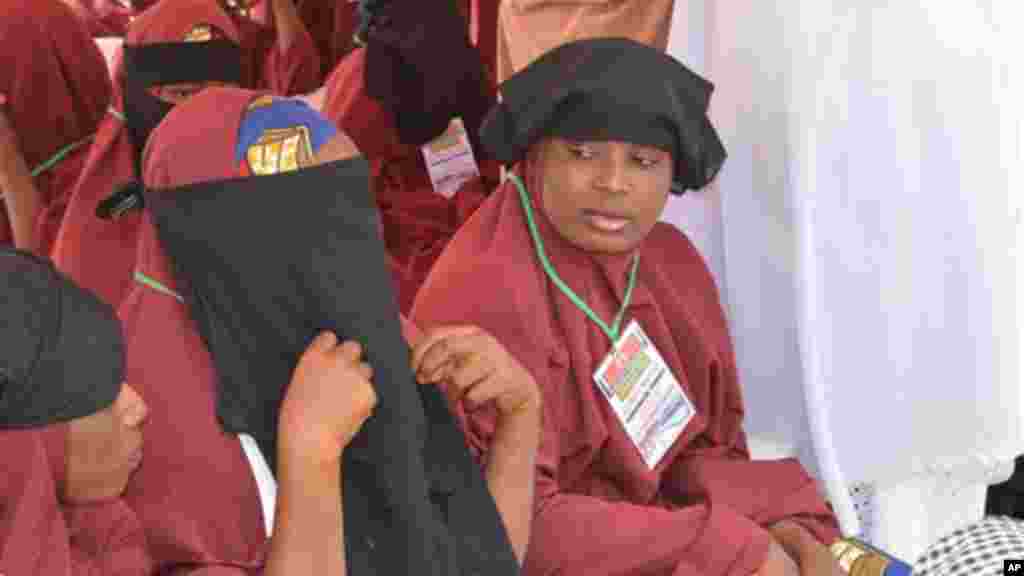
left=420, top=117, right=481, bottom=198
left=593, top=320, right=695, bottom=469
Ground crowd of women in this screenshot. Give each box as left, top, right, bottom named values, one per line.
left=1, top=1, right=1018, bottom=574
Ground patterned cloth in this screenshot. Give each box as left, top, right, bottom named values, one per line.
left=914, top=516, right=1024, bottom=576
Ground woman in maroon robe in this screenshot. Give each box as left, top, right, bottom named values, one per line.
left=1, top=249, right=151, bottom=575
left=0, top=0, right=111, bottom=255
left=52, top=0, right=317, bottom=308
left=412, top=38, right=847, bottom=576
left=316, top=0, right=500, bottom=312
left=112, top=85, right=539, bottom=572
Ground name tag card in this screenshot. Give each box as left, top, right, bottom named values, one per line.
left=421, top=117, right=481, bottom=199
left=594, top=320, right=695, bottom=469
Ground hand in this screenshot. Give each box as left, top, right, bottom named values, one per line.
left=411, top=326, right=541, bottom=420
left=279, top=332, right=377, bottom=465
left=753, top=539, right=801, bottom=576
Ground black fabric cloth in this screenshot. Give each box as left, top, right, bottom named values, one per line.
left=143, top=159, right=520, bottom=576
left=361, top=0, right=491, bottom=148
left=0, top=249, right=123, bottom=429
left=987, top=457, right=1024, bottom=519
left=122, top=40, right=243, bottom=175
left=480, top=37, right=727, bottom=194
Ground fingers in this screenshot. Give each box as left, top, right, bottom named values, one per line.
left=336, top=339, right=363, bottom=362
left=411, top=326, right=481, bottom=379
left=308, top=331, right=339, bottom=353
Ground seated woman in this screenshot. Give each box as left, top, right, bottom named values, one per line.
left=303, top=0, right=500, bottom=312
left=411, top=38, right=846, bottom=576
left=1, top=249, right=151, bottom=574
left=52, top=0, right=316, bottom=308
left=0, top=0, right=111, bottom=254
left=0, top=249, right=415, bottom=575
left=110, top=86, right=539, bottom=573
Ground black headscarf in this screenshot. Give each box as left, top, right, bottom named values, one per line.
left=358, top=0, right=490, bottom=148
left=481, top=37, right=727, bottom=194
left=0, top=249, right=123, bottom=429
left=142, top=159, right=519, bottom=576
left=122, top=40, right=243, bottom=175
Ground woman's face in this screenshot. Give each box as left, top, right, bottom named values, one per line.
left=63, top=384, right=148, bottom=503
left=148, top=24, right=235, bottom=104
left=536, top=138, right=674, bottom=254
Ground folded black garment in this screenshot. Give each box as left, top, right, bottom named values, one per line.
left=359, top=0, right=489, bottom=148
left=145, top=158, right=519, bottom=576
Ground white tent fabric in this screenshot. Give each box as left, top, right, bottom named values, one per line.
left=663, top=0, right=1024, bottom=561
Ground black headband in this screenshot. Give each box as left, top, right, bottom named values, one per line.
left=0, top=250, right=123, bottom=429
left=122, top=39, right=243, bottom=88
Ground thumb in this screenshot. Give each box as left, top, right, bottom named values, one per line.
left=308, top=331, right=339, bottom=354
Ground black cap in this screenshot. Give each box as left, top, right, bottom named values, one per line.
left=0, top=250, right=124, bottom=429
left=481, top=37, right=727, bottom=194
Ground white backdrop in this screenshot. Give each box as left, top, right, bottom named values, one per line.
left=661, top=1, right=1024, bottom=553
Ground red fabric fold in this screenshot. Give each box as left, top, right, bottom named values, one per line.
left=0, top=428, right=152, bottom=575
left=411, top=155, right=841, bottom=576
left=0, top=0, right=111, bottom=252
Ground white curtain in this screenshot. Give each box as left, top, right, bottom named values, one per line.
left=663, top=1, right=1024, bottom=559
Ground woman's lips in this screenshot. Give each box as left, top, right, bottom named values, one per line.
left=583, top=209, right=632, bottom=233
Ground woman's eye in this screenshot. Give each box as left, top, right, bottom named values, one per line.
left=567, top=145, right=594, bottom=159
left=634, top=155, right=660, bottom=168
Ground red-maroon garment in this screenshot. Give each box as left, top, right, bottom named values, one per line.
left=52, top=0, right=317, bottom=307
left=323, top=48, right=497, bottom=313
left=64, top=0, right=136, bottom=37
left=291, top=0, right=358, bottom=81
left=0, top=428, right=152, bottom=575
left=411, top=156, right=842, bottom=576
left=0, top=0, right=111, bottom=253
left=118, top=88, right=271, bottom=574
left=120, top=86, right=437, bottom=574
left=469, top=0, right=499, bottom=92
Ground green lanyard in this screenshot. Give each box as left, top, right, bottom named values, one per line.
left=30, top=135, right=94, bottom=178
left=510, top=173, right=639, bottom=342
left=134, top=270, right=185, bottom=303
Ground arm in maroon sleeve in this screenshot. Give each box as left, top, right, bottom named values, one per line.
left=445, top=348, right=772, bottom=576
left=64, top=500, right=153, bottom=575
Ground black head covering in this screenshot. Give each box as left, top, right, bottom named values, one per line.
left=122, top=40, right=243, bottom=176
left=359, top=0, right=488, bottom=147
left=143, top=159, right=518, bottom=576
left=481, top=37, right=727, bottom=194
left=0, top=250, right=124, bottom=429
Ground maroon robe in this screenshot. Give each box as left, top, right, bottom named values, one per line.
left=64, top=0, right=137, bottom=37
left=323, top=48, right=498, bottom=313
left=52, top=0, right=317, bottom=307
left=411, top=155, right=842, bottom=576
left=0, top=0, right=111, bottom=254
left=121, top=86, right=438, bottom=573
left=0, top=428, right=151, bottom=575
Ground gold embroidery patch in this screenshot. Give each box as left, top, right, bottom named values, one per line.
left=247, top=95, right=277, bottom=111
left=246, top=126, right=315, bottom=176
left=183, top=24, right=213, bottom=43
